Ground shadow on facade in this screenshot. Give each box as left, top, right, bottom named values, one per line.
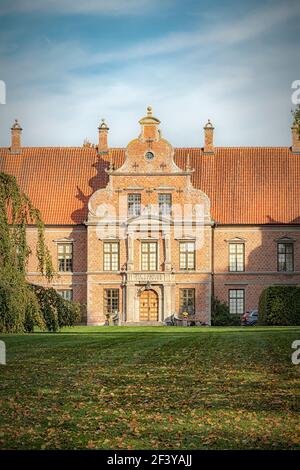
left=243, top=215, right=299, bottom=311
left=67, top=154, right=110, bottom=322
left=71, top=153, right=110, bottom=224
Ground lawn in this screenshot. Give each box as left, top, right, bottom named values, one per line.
left=0, top=326, right=300, bottom=450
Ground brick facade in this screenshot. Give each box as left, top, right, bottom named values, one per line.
left=1, top=106, right=300, bottom=325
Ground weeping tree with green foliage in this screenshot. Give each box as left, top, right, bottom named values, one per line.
left=0, top=172, right=80, bottom=332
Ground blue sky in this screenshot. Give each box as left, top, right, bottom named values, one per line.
left=0, top=0, right=299, bottom=147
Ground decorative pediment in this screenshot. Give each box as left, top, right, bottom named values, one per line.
left=274, top=236, right=296, bottom=243
left=224, top=237, right=247, bottom=243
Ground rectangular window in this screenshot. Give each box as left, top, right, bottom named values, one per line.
left=58, top=243, right=73, bottom=272
left=103, top=242, right=119, bottom=271
left=179, top=289, right=195, bottom=315
left=229, top=243, right=244, bottom=272
left=57, top=290, right=73, bottom=301
left=179, top=242, right=195, bottom=270
left=141, top=242, right=158, bottom=271
left=229, top=289, right=244, bottom=315
left=278, top=243, right=294, bottom=272
left=128, top=193, right=141, bottom=217
left=158, top=193, right=172, bottom=216
left=104, top=289, right=119, bottom=314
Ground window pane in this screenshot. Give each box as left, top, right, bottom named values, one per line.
left=179, top=289, right=195, bottom=314
left=58, top=243, right=73, bottom=272
left=128, top=194, right=141, bottom=216
left=158, top=194, right=172, bottom=215
left=104, top=289, right=119, bottom=314
left=187, top=253, right=194, bottom=268
left=104, top=242, right=119, bottom=271
left=179, top=242, right=195, bottom=270
left=141, top=242, right=157, bottom=270
left=229, top=289, right=244, bottom=314
left=277, top=243, right=294, bottom=272
left=286, top=254, right=293, bottom=271
left=57, top=290, right=73, bottom=301
left=142, top=243, right=148, bottom=252
left=229, top=243, right=244, bottom=272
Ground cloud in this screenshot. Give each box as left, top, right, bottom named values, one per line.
left=0, top=0, right=298, bottom=147
left=2, top=0, right=299, bottom=85
left=0, top=0, right=169, bottom=16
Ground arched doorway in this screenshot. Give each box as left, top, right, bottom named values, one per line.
left=140, top=289, right=158, bottom=321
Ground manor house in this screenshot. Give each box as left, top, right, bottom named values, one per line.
left=1, top=106, right=300, bottom=325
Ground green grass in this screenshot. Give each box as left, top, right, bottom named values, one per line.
left=0, top=326, right=300, bottom=450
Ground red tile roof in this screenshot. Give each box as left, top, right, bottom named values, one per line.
left=0, top=146, right=299, bottom=225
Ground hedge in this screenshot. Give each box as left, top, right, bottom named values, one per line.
left=258, top=285, right=300, bottom=326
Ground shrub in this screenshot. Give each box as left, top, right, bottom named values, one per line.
left=259, top=285, right=300, bottom=326
left=0, top=265, right=44, bottom=333
left=211, top=297, right=241, bottom=326
left=30, top=284, right=81, bottom=331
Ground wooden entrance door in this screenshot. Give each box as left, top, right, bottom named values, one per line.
left=140, top=289, right=158, bottom=321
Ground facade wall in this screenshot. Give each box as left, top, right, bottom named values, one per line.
left=213, top=226, right=300, bottom=312
left=26, top=226, right=87, bottom=321
left=24, top=222, right=300, bottom=324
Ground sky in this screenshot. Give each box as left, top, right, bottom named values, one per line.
left=0, top=0, right=299, bottom=147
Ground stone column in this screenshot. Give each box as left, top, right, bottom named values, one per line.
left=164, top=233, right=172, bottom=271
left=126, top=285, right=136, bottom=322
left=163, top=284, right=173, bottom=320
left=127, top=233, right=134, bottom=271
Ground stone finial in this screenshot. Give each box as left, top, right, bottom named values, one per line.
left=147, top=105, right=153, bottom=116
left=204, top=119, right=214, bottom=129
left=11, top=119, right=22, bottom=130
left=98, top=118, right=109, bottom=131
left=83, top=139, right=92, bottom=148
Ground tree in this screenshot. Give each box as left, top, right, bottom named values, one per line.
left=0, top=172, right=53, bottom=332
left=30, top=285, right=80, bottom=332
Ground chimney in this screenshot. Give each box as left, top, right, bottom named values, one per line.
left=291, top=106, right=300, bottom=153
left=98, top=119, right=109, bottom=153
left=10, top=119, right=22, bottom=154
left=203, top=119, right=214, bottom=154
